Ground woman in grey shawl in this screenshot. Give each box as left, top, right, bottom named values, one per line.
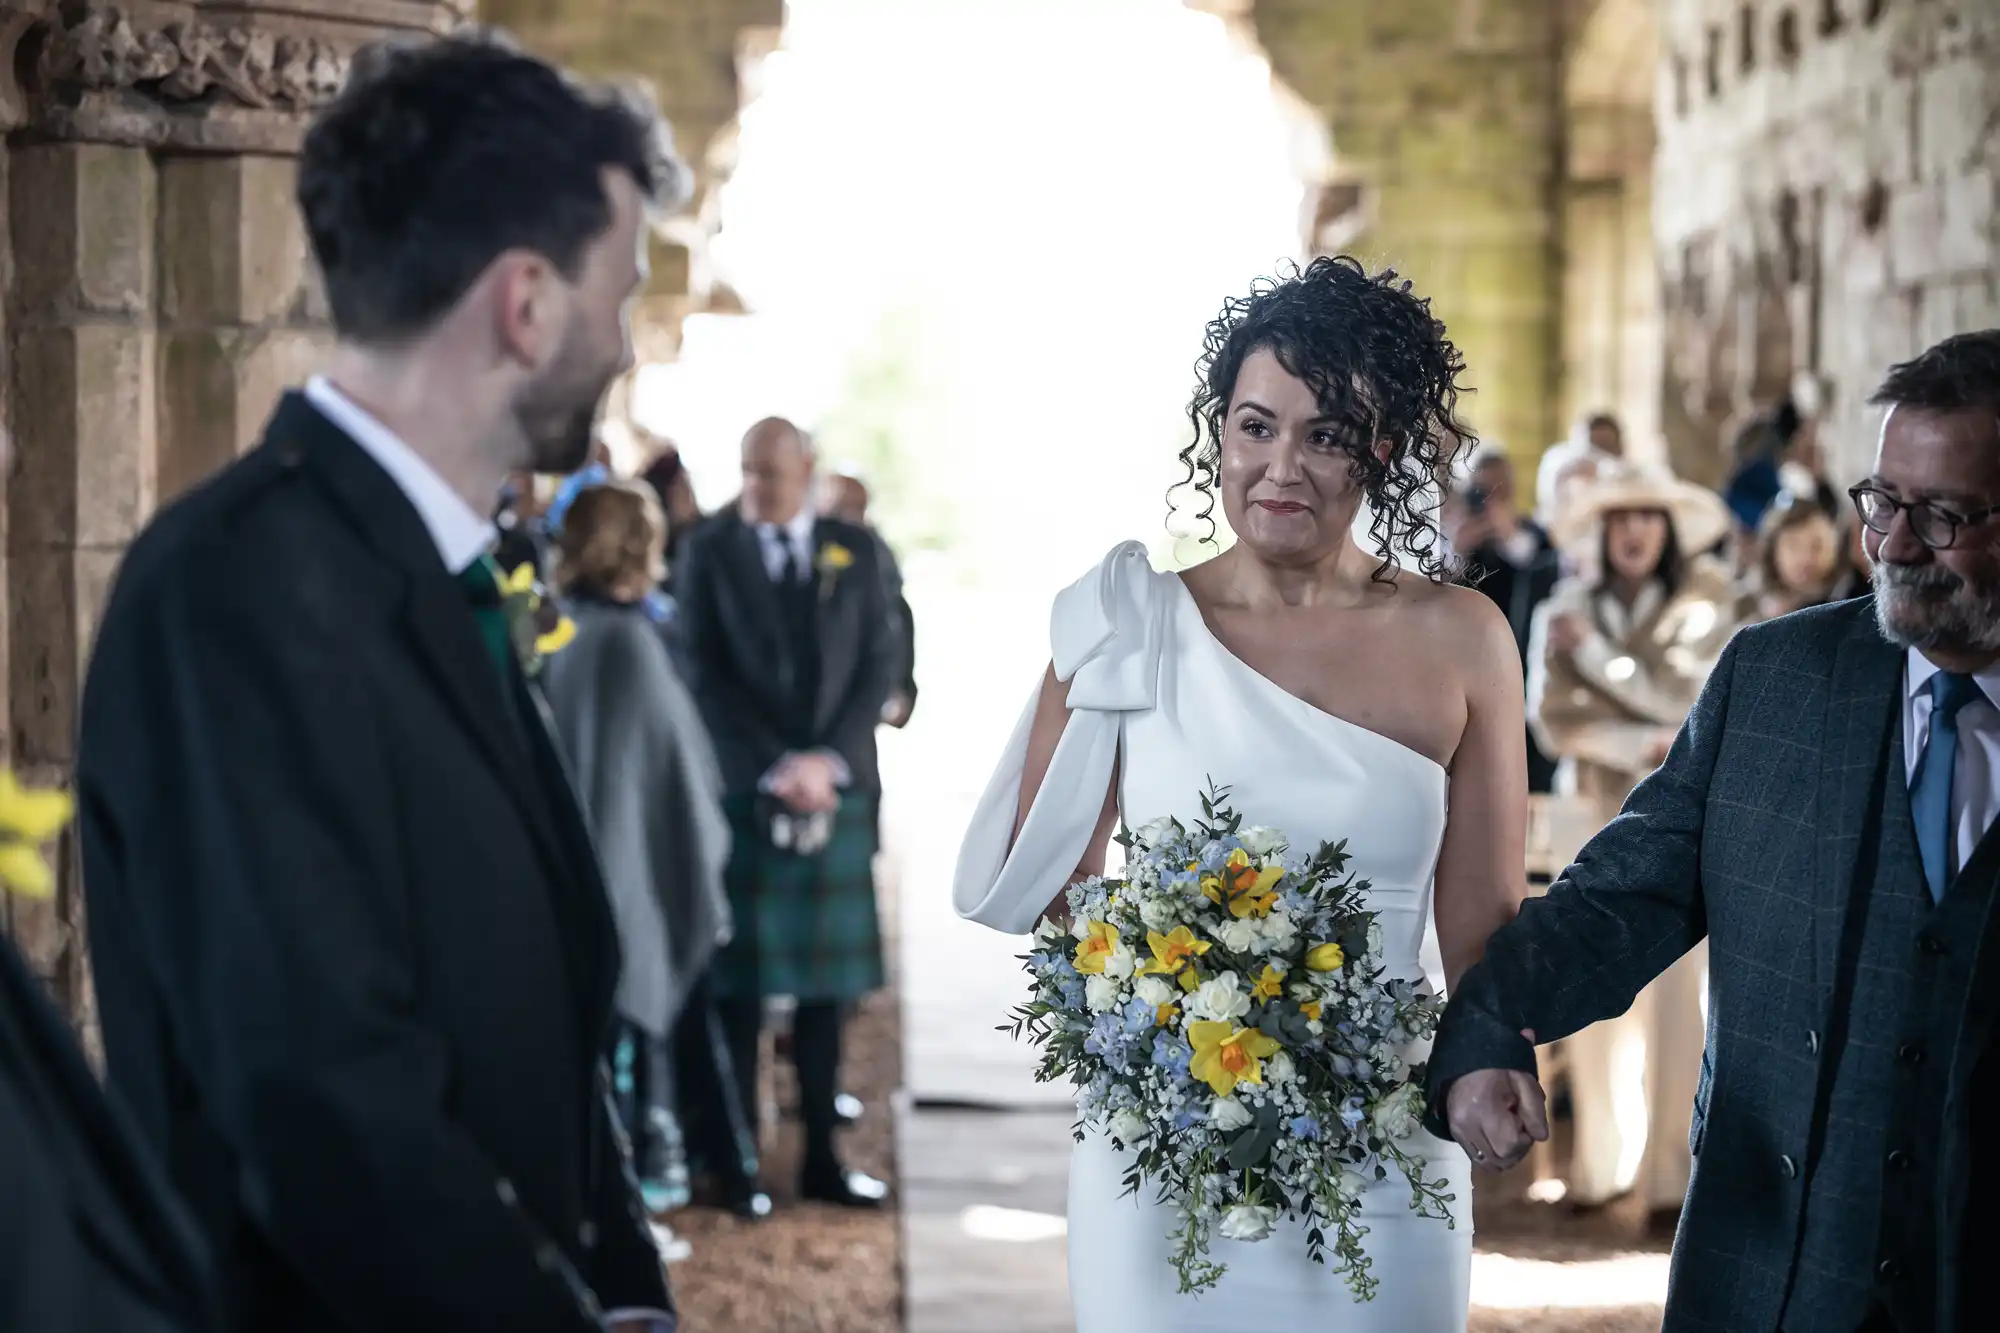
left=543, top=480, right=734, bottom=1236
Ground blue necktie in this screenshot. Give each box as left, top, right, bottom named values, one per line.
left=1911, top=670, right=1983, bottom=902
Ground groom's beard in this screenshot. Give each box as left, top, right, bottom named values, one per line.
left=1872, top=560, right=2000, bottom=654
left=515, top=338, right=616, bottom=476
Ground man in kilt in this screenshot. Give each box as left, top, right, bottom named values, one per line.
left=676, top=417, right=893, bottom=1209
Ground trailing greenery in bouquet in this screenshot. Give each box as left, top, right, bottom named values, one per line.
left=1008, top=784, right=1454, bottom=1297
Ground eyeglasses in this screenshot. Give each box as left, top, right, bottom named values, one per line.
left=1849, top=483, right=2000, bottom=551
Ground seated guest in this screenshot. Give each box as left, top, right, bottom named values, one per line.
left=1739, top=491, right=1853, bottom=622
left=542, top=482, right=743, bottom=1241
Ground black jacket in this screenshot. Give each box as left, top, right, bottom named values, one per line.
left=0, top=933, right=215, bottom=1333
left=676, top=514, right=894, bottom=797
left=76, top=394, right=671, bottom=1333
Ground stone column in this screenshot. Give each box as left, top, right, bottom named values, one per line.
left=0, top=0, right=464, bottom=1017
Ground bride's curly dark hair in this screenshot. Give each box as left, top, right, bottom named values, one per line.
left=1172, top=255, right=1475, bottom=584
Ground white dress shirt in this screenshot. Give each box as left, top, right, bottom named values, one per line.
left=304, top=376, right=493, bottom=574
left=754, top=507, right=817, bottom=583
left=1903, top=649, right=2000, bottom=877
left=309, top=376, right=669, bottom=1331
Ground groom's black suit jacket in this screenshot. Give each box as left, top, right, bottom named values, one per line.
left=1430, top=597, right=2000, bottom=1332
left=76, top=394, right=670, bottom=1332
left=1, top=933, right=215, bottom=1333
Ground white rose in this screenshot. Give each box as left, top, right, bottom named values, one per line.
left=1138, top=895, right=1179, bottom=932
left=1258, top=911, right=1299, bottom=952
left=1370, top=1085, right=1422, bottom=1142
left=1209, top=1096, right=1254, bottom=1132
left=1218, top=1203, right=1277, bottom=1242
left=1110, top=1109, right=1151, bottom=1146
left=1032, top=916, right=1067, bottom=946
left=1237, top=826, right=1287, bottom=858
left=1133, top=974, right=1177, bottom=1008
left=1070, top=915, right=1092, bottom=941
left=1085, top=974, right=1123, bottom=1014
left=1264, top=1050, right=1297, bottom=1084
left=1188, top=972, right=1250, bottom=1023
left=1104, top=942, right=1138, bottom=980
left=1214, top=917, right=1262, bottom=954
left=1366, top=919, right=1385, bottom=961
left=1131, top=816, right=1179, bottom=848
left=1334, top=1168, right=1369, bottom=1204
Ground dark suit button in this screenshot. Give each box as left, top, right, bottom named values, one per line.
left=1919, top=932, right=1946, bottom=956
left=1887, top=1149, right=1912, bottom=1170
left=1779, top=1154, right=1798, bottom=1179
left=1878, top=1257, right=1905, bottom=1281
left=496, top=1177, right=519, bottom=1207
left=578, top=1221, right=598, bottom=1250
left=534, top=1242, right=561, bottom=1273
left=1806, top=1029, right=1821, bottom=1055
left=1897, top=1041, right=1925, bottom=1066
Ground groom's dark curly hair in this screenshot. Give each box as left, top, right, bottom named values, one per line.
left=297, top=29, right=689, bottom=345
left=1175, top=255, right=1475, bottom=584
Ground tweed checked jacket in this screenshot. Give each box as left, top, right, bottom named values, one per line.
left=1428, top=596, right=2000, bottom=1332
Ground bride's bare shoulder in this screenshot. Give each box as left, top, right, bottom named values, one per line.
left=1400, top=578, right=1519, bottom=667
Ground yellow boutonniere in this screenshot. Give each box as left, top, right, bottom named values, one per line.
left=0, top=770, right=76, bottom=901
left=817, top=542, right=855, bottom=574
left=497, top=562, right=576, bottom=675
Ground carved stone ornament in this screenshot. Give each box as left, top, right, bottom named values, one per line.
left=38, top=6, right=347, bottom=113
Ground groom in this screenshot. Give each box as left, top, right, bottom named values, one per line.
left=1430, top=330, right=2000, bottom=1332
left=76, top=34, right=683, bottom=1332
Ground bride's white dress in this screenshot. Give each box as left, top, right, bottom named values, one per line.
left=954, top=542, right=1474, bottom=1331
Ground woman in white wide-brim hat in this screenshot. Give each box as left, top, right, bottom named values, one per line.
left=1527, top=461, right=1740, bottom=1224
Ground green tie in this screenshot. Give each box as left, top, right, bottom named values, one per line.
left=457, top=555, right=514, bottom=687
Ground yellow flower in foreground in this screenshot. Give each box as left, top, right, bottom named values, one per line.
left=1188, top=1021, right=1283, bottom=1097
left=0, top=770, right=75, bottom=844
left=1301, top=1001, right=1322, bottom=1022
left=1072, top=920, right=1120, bottom=974
left=1154, top=1001, right=1179, bottom=1027
left=1250, top=964, right=1285, bottom=1004
left=1176, top=965, right=1201, bottom=994
left=817, top=542, right=854, bottom=573
left=1222, top=848, right=1283, bottom=898
left=534, top=616, right=578, bottom=657
left=0, top=771, right=75, bottom=901
left=1141, top=925, right=1212, bottom=977
left=501, top=563, right=539, bottom=598
left=1305, top=942, right=1346, bottom=972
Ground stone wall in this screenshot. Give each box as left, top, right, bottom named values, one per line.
left=1654, top=0, right=2000, bottom=485
left=1240, top=0, right=1568, bottom=475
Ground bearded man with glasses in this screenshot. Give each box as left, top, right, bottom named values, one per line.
left=1429, top=329, right=2000, bottom=1333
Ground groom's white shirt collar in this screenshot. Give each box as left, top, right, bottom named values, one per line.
left=305, top=375, right=494, bottom=575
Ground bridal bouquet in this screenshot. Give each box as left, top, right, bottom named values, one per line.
left=1009, top=785, right=1454, bottom=1298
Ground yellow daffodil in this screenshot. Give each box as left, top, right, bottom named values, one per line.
left=817, top=543, right=854, bottom=573
left=1250, top=964, right=1285, bottom=1004
left=0, top=771, right=75, bottom=901
left=1222, top=848, right=1283, bottom=899
left=0, top=770, right=76, bottom=844
left=1188, top=1021, right=1283, bottom=1097
left=1228, top=883, right=1280, bottom=919
left=1305, top=942, right=1346, bottom=972
left=1072, top=920, right=1120, bottom=974
left=1300, top=1000, right=1322, bottom=1022
left=534, top=616, right=577, bottom=657
left=1176, top=965, right=1201, bottom=994
left=1200, top=873, right=1225, bottom=906
left=1141, top=925, right=1212, bottom=978
left=1154, top=1001, right=1179, bottom=1027
left=500, top=563, right=539, bottom=598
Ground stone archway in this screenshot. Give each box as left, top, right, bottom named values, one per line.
left=1561, top=0, right=1667, bottom=471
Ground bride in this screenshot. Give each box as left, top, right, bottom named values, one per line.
left=953, top=255, right=1530, bottom=1330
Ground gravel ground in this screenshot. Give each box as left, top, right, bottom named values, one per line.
left=663, top=866, right=905, bottom=1333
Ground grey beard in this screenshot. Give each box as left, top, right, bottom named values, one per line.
left=1871, top=561, right=2000, bottom=654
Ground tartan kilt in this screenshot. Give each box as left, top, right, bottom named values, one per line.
left=710, top=793, right=885, bottom=1001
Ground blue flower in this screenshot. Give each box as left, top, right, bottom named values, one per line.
left=1151, top=1032, right=1193, bottom=1078
left=1107, top=1081, right=1140, bottom=1110
left=1339, top=1098, right=1367, bottom=1131
left=1289, top=1115, right=1323, bottom=1141
left=1119, top=996, right=1155, bottom=1036
left=1059, top=976, right=1087, bottom=1010
left=1085, top=1012, right=1134, bottom=1071
left=1332, top=1054, right=1355, bottom=1078
left=1172, top=1106, right=1204, bottom=1132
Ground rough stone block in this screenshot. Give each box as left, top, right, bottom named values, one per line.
left=1886, top=183, right=1946, bottom=285
left=161, top=154, right=311, bottom=327
left=160, top=329, right=329, bottom=501
left=7, top=143, right=155, bottom=320
left=6, top=550, right=82, bottom=767
left=8, top=326, right=158, bottom=551
left=1937, top=166, right=1997, bottom=277
left=1916, top=55, right=1994, bottom=181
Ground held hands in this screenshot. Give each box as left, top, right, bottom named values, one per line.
left=1547, top=612, right=1588, bottom=657
left=1444, top=1030, right=1550, bottom=1172
left=772, top=751, right=843, bottom=815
